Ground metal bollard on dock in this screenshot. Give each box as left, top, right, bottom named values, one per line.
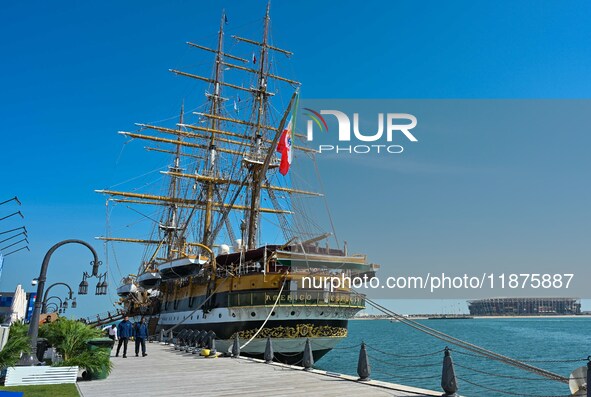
left=232, top=334, right=240, bottom=358
left=441, top=347, right=459, bottom=397
left=264, top=337, right=274, bottom=363
left=302, top=338, right=314, bottom=370
left=209, top=338, right=217, bottom=356
left=357, top=342, right=370, bottom=381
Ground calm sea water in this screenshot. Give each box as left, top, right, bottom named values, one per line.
left=318, top=318, right=591, bottom=397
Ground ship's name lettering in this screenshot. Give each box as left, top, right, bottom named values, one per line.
left=263, top=293, right=361, bottom=305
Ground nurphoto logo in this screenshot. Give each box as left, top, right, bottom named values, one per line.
left=304, top=108, right=419, bottom=154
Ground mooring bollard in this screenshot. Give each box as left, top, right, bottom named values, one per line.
left=159, top=329, right=165, bottom=343
left=192, top=330, right=202, bottom=354
left=185, top=331, right=195, bottom=352
left=197, top=330, right=207, bottom=348
left=209, top=338, right=217, bottom=356
left=232, top=334, right=240, bottom=358
left=303, top=338, right=314, bottom=370
left=168, top=329, right=173, bottom=345
left=175, top=330, right=186, bottom=350
left=441, top=347, right=459, bottom=397
left=357, top=342, right=371, bottom=381
left=206, top=331, right=217, bottom=350
left=264, top=337, right=274, bottom=363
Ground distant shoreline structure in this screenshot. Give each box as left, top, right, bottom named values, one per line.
left=352, top=297, right=587, bottom=320
left=467, top=297, right=581, bottom=316
left=353, top=313, right=591, bottom=320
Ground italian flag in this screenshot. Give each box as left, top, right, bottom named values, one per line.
left=276, top=117, right=293, bottom=175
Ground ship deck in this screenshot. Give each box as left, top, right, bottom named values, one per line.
left=77, top=343, right=441, bottom=397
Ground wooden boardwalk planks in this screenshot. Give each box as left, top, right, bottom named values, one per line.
left=77, top=344, right=440, bottom=397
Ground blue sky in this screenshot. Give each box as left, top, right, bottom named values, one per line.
left=1, top=0, right=591, bottom=316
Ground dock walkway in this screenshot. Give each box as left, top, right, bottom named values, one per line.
left=77, top=343, right=441, bottom=397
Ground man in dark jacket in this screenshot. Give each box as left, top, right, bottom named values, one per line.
left=116, top=315, right=133, bottom=358
left=134, top=317, right=149, bottom=357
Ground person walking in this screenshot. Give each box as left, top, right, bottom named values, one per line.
left=106, top=324, right=118, bottom=341
left=116, top=315, right=133, bottom=358
left=134, top=317, right=149, bottom=357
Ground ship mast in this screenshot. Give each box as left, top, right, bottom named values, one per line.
left=163, top=104, right=185, bottom=259
left=96, top=4, right=307, bottom=257
left=245, top=2, right=272, bottom=250
left=202, top=10, right=226, bottom=248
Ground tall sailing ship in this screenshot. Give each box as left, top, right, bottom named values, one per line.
left=97, top=4, right=377, bottom=363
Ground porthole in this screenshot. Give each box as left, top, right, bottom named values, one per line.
left=251, top=311, right=256, bottom=317
left=271, top=311, right=276, bottom=316
left=320, top=311, right=324, bottom=316
left=290, top=311, right=296, bottom=316
left=219, top=313, right=222, bottom=318
left=232, top=312, right=236, bottom=317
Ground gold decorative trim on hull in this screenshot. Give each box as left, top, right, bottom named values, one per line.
left=233, top=324, right=348, bottom=339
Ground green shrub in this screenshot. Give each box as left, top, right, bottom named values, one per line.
left=40, top=319, right=112, bottom=375
left=0, top=322, right=31, bottom=370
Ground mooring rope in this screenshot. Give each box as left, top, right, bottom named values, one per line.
left=361, top=295, right=569, bottom=383
left=240, top=274, right=288, bottom=349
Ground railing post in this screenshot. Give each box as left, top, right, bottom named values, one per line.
left=441, top=347, right=459, bottom=397
left=586, top=356, right=590, bottom=397
left=264, top=337, right=274, bottom=363
left=168, top=329, right=173, bottom=345
left=232, top=334, right=240, bottom=358
left=357, top=342, right=370, bottom=381
left=159, top=329, right=165, bottom=343
left=303, top=338, right=314, bottom=370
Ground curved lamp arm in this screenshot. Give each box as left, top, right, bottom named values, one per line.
left=21, top=239, right=99, bottom=366
left=41, top=282, right=74, bottom=313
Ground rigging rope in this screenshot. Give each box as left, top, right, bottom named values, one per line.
left=457, top=377, right=573, bottom=397
left=240, top=274, right=287, bottom=349
left=365, top=343, right=444, bottom=358
left=361, top=295, right=569, bottom=384
left=454, top=362, right=566, bottom=381
left=367, top=353, right=441, bottom=369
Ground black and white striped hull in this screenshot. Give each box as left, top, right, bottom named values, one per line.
left=157, top=305, right=359, bottom=363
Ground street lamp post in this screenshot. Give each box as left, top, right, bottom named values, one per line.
left=18, top=239, right=102, bottom=366
left=45, top=296, right=64, bottom=313
left=41, top=282, right=75, bottom=313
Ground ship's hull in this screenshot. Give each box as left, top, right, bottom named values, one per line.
left=156, top=304, right=359, bottom=364
left=136, top=250, right=368, bottom=365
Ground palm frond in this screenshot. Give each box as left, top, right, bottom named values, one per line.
left=0, top=322, right=31, bottom=370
